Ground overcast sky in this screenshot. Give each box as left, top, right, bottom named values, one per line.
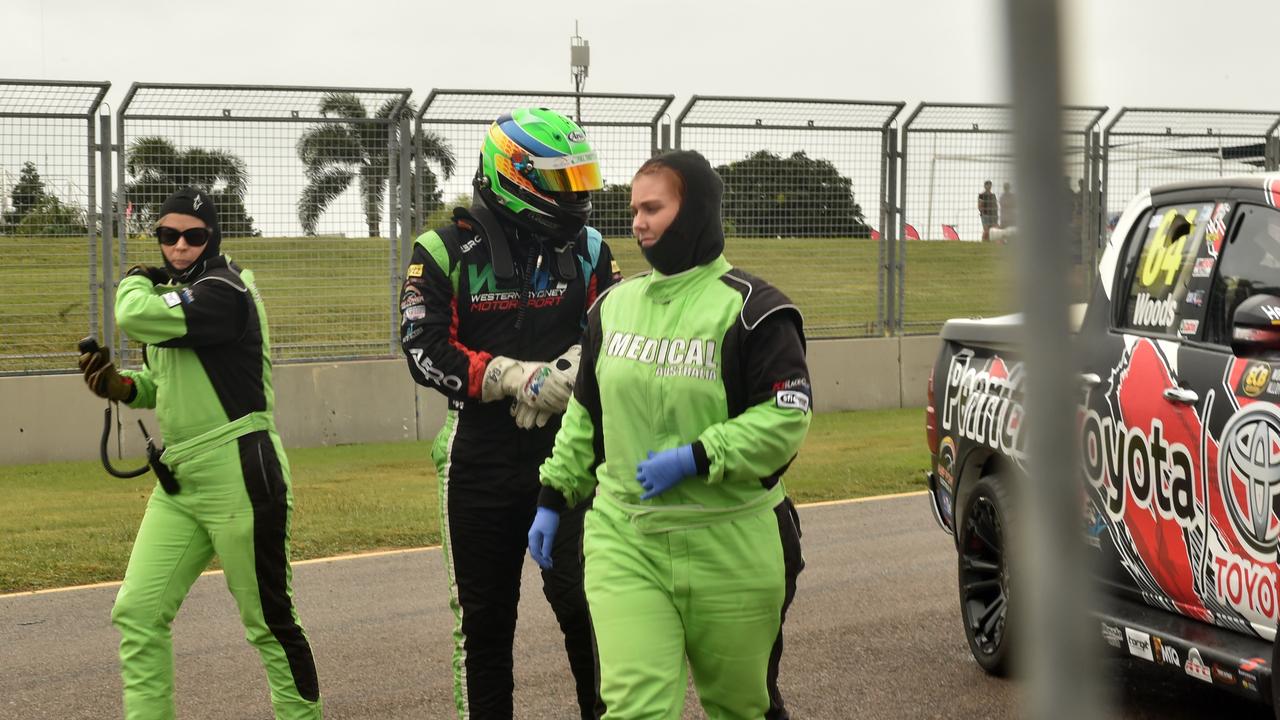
left=4, top=0, right=1279, bottom=113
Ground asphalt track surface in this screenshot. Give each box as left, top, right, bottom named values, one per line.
left=2, top=494, right=1273, bottom=719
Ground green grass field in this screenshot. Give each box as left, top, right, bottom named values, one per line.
left=0, top=408, right=928, bottom=594
left=0, top=234, right=1013, bottom=373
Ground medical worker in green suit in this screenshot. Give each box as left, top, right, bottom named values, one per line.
left=528, top=151, right=811, bottom=719
left=77, top=188, right=322, bottom=720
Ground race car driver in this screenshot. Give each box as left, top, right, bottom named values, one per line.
left=399, top=107, right=621, bottom=719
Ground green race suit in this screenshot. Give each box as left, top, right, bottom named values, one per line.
left=112, top=257, right=321, bottom=720
left=539, top=254, right=811, bottom=719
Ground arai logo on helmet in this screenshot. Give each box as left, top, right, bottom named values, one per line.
left=1218, top=404, right=1280, bottom=560
left=567, top=130, right=587, bottom=143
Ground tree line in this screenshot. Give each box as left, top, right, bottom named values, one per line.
left=585, top=150, right=871, bottom=238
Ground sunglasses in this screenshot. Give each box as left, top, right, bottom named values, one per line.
left=155, top=226, right=212, bottom=247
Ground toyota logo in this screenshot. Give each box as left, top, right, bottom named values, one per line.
left=1219, top=404, right=1280, bottom=558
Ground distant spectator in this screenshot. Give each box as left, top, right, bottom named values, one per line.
left=978, top=180, right=998, bottom=241
left=1068, top=177, right=1084, bottom=264
left=1074, top=178, right=1087, bottom=222
left=999, top=182, right=1017, bottom=228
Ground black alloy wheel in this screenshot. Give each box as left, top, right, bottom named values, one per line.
left=958, top=474, right=1013, bottom=676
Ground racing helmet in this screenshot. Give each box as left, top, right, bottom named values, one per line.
left=474, top=107, right=603, bottom=237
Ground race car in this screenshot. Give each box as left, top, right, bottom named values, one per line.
left=924, top=175, right=1280, bottom=711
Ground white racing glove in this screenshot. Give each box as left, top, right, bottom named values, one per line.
left=481, top=356, right=539, bottom=403
left=511, top=399, right=554, bottom=430
left=517, top=345, right=581, bottom=413
left=508, top=345, right=582, bottom=429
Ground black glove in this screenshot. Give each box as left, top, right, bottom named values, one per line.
left=125, top=264, right=171, bottom=285
left=78, top=344, right=135, bottom=402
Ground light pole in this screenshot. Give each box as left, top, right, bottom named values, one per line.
left=570, top=21, right=589, bottom=124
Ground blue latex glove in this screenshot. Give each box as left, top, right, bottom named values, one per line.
left=528, top=506, right=560, bottom=570
left=636, top=444, right=698, bottom=500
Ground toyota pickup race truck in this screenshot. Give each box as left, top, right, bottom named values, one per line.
left=924, top=175, right=1280, bottom=711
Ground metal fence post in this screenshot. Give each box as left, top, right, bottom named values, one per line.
left=1080, top=115, right=1104, bottom=287
left=896, top=187, right=905, bottom=334
left=413, top=93, right=431, bottom=237
left=674, top=96, right=692, bottom=151
left=890, top=126, right=901, bottom=333
left=388, top=110, right=401, bottom=356
left=877, top=129, right=889, bottom=335
left=399, top=115, right=412, bottom=252
left=114, top=86, right=133, bottom=361
left=98, top=113, right=114, bottom=347
left=898, top=104, right=920, bottom=334
left=86, top=101, right=99, bottom=341
left=1100, top=119, right=1113, bottom=249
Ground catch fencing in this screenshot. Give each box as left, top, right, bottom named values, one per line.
left=674, top=96, right=904, bottom=337
left=0, top=80, right=108, bottom=374
left=113, top=83, right=412, bottom=365
left=899, top=103, right=1106, bottom=334
left=10, top=78, right=1280, bottom=374
left=1101, top=107, right=1280, bottom=222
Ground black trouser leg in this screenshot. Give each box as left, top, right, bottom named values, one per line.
left=541, top=500, right=604, bottom=720
left=767, top=498, right=805, bottom=720
left=445, top=479, right=527, bottom=719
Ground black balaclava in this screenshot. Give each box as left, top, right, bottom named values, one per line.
left=157, top=187, right=221, bottom=282
left=640, top=150, right=725, bottom=276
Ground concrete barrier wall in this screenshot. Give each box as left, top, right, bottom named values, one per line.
left=807, top=337, right=901, bottom=412
left=0, top=361, right=425, bottom=466
left=1, top=337, right=938, bottom=465
left=899, top=335, right=943, bottom=408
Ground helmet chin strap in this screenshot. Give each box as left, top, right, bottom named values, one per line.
left=471, top=179, right=587, bottom=284
left=464, top=191, right=517, bottom=282
left=550, top=232, right=581, bottom=283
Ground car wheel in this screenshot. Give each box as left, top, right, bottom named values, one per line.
left=958, top=473, right=1014, bottom=676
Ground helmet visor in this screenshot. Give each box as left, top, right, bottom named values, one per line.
left=526, top=152, right=604, bottom=193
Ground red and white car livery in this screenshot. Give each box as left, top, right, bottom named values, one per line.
left=925, top=174, right=1280, bottom=711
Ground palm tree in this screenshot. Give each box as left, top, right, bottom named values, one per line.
left=411, top=129, right=458, bottom=232
left=295, top=93, right=456, bottom=237
left=122, top=137, right=257, bottom=236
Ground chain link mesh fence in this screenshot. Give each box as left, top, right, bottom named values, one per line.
left=1102, top=107, right=1280, bottom=221
left=899, top=103, right=1105, bottom=334
left=413, top=89, right=673, bottom=257
left=0, top=80, right=109, bottom=375
left=18, top=76, right=1280, bottom=379
left=674, top=96, right=904, bottom=338
left=114, top=83, right=412, bottom=366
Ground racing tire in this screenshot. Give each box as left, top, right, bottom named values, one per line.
left=957, top=473, right=1014, bottom=677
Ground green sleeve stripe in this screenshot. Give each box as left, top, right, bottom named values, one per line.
left=415, top=230, right=460, bottom=295
left=415, top=231, right=453, bottom=277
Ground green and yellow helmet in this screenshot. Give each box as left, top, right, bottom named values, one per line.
left=475, top=107, right=604, bottom=236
